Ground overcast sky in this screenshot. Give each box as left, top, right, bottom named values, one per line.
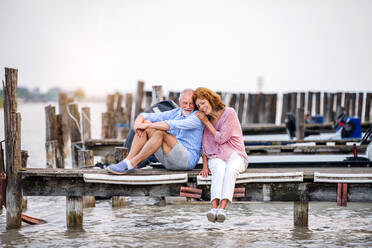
left=1, top=0, right=371, bottom=96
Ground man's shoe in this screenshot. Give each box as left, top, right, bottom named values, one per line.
left=207, top=208, right=217, bottom=223
left=106, top=160, right=136, bottom=175
left=216, top=209, right=226, bottom=223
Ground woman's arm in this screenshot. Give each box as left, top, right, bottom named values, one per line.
left=198, top=154, right=210, bottom=178
left=196, top=111, right=216, bottom=135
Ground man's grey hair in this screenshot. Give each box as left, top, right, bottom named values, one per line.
left=179, top=88, right=194, bottom=101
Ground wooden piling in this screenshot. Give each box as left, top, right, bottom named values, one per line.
left=45, top=105, right=58, bottom=168
left=78, top=150, right=95, bottom=208
left=329, top=93, right=335, bottom=123
left=365, top=93, right=372, bottom=122
left=56, top=115, right=64, bottom=168
left=265, top=94, right=277, bottom=124
left=315, top=92, right=321, bottom=115
left=357, top=92, right=363, bottom=120
left=152, top=85, right=163, bottom=105
left=106, top=94, right=115, bottom=113
left=335, top=92, right=342, bottom=108
left=66, top=103, right=84, bottom=226
left=81, top=107, right=91, bottom=143
left=58, top=93, right=70, bottom=158
left=245, top=93, right=254, bottom=124
left=323, top=92, right=329, bottom=123
left=299, top=92, right=305, bottom=111
left=281, top=93, right=289, bottom=123
left=101, top=112, right=110, bottom=139
left=21, top=151, right=28, bottom=210
left=4, top=68, right=22, bottom=229
left=307, top=92, right=313, bottom=116
left=296, top=108, right=305, bottom=140
left=344, top=93, right=351, bottom=116
left=144, top=91, right=152, bottom=110
left=229, top=93, right=237, bottom=111
left=0, top=141, right=4, bottom=212
left=66, top=196, right=83, bottom=228
left=134, top=81, right=145, bottom=119
left=294, top=183, right=308, bottom=227
left=253, top=94, right=263, bottom=123
left=237, top=93, right=245, bottom=123
left=124, top=93, right=133, bottom=126
left=351, top=93, right=356, bottom=116
left=112, top=147, right=128, bottom=207
left=68, top=103, right=82, bottom=168
left=290, top=92, right=297, bottom=115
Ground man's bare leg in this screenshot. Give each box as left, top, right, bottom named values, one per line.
left=129, top=130, right=178, bottom=167
left=126, top=120, right=152, bottom=161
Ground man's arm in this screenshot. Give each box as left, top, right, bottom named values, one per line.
left=165, top=113, right=203, bottom=130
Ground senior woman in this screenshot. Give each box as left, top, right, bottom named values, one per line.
left=193, top=87, right=248, bottom=223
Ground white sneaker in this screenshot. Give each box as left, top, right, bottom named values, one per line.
left=206, top=208, right=217, bottom=223
left=216, top=209, right=226, bottom=223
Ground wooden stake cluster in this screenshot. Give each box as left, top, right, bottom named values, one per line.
left=102, top=93, right=130, bottom=140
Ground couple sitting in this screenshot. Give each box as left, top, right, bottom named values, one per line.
left=107, top=87, right=248, bottom=223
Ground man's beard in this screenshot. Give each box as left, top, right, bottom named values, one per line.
left=182, top=109, right=192, bottom=116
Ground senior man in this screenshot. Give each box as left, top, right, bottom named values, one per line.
left=107, top=89, right=204, bottom=174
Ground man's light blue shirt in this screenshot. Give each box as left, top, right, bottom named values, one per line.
left=140, top=108, right=204, bottom=169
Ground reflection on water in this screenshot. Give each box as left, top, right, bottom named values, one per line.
left=1, top=199, right=372, bottom=247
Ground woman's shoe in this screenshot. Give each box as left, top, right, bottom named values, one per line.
left=216, top=209, right=226, bottom=223
left=206, top=208, right=217, bottom=223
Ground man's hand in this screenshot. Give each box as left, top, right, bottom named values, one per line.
left=196, top=111, right=208, bottom=123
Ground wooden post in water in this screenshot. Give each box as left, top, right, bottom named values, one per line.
left=4, top=68, right=22, bottom=229
left=112, top=147, right=128, bottom=207
left=45, top=105, right=58, bottom=168
left=21, top=151, right=28, bottom=210
left=229, top=93, right=237, bottom=111
left=237, top=93, right=245, bottom=123
left=152, top=85, right=163, bottom=105
left=0, top=141, right=4, bottom=213
left=58, top=93, right=70, bottom=158
left=134, top=81, right=145, bottom=120
left=294, top=183, right=309, bottom=227
left=67, top=103, right=84, bottom=228
left=78, top=150, right=95, bottom=208
left=296, top=108, right=305, bottom=140
left=66, top=196, right=83, bottom=228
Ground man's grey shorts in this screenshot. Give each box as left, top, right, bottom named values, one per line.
left=154, top=142, right=190, bottom=170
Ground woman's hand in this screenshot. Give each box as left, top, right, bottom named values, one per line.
left=198, top=167, right=210, bottom=178
left=196, top=111, right=208, bottom=123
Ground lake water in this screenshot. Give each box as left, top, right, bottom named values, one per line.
left=1, top=103, right=372, bottom=247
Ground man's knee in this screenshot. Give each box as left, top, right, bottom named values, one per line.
left=149, top=129, right=166, bottom=138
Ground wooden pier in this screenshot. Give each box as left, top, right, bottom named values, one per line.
left=2, top=67, right=372, bottom=231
